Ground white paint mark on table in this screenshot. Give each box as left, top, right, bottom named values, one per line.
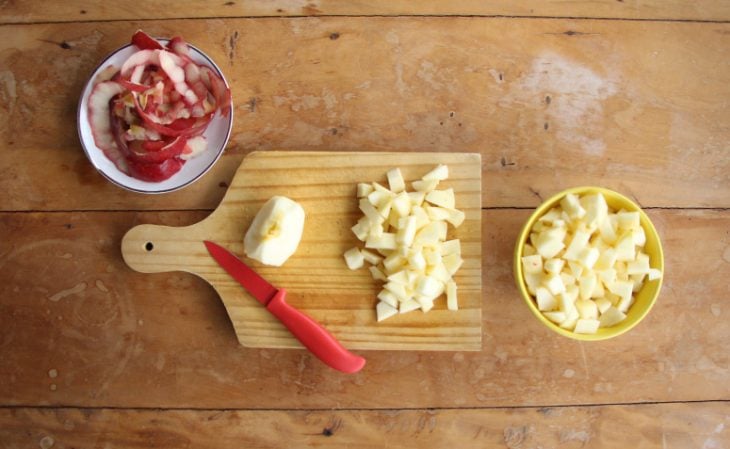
left=488, top=68, right=504, bottom=84
left=504, top=426, right=533, bottom=448
left=563, top=368, right=576, bottom=378
left=95, top=280, right=109, bottom=292
left=39, top=436, right=54, bottom=449
left=560, top=429, right=591, bottom=444
left=48, top=282, right=87, bottom=302
left=48, top=369, right=58, bottom=378
left=711, top=304, right=721, bottom=317
left=502, top=51, right=617, bottom=156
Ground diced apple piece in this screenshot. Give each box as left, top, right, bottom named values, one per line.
left=372, top=182, right=391, bottom=194
left=369, top=265, right=387, bottom=281
left=608, top=280, right=634, bottom=312
left=400, top=299, right=421, bottom=314
left=575, top=299, right=598, bottom=320
left=410, top=206, right=430, bottom=229
left=343, top=247, right=365, bottom=270
left=559, top=308, right=579, bottom=330
left=544, top=311, right=566, bottom=324
left=594, top=248, right=617, bottom=270
left=428, top=207, right=464, bottom=227
left=423, top=248, right=442, bottom=267
left=357, top=182, right=373, bottom=198
left=536, top=287, right=557, bottom=311
left=442, top=253, right=463, bottom=276
left=368, top=190, right=392, bottom=208
left=577, top=247, right=600, bottom=269
left=574, top=318, right=600, bottom=334
left=627, top=252, right=650, bottom=275
left=384, top=281, right=411, bottom=302
left=408, top=191, right=426, bottom=206
left=392, top=192, right=411, bottom=217
left=376, top=300, right=398, bottom=322
left=386, top=167, right=406, bottom=193
left=560, top=272, right=576, bottom=288
left=395, top=216, right=417, bottom=247
left=564, top=230, right=591, bottom=261
left=595, top=297, right=611, bottom=314
left=408, top=250, right=427, bottom=272
left=616, top=211, right=640, bottom=230
left=416, top=296, right=435, bottom=313
left=429, top=263, right=452, bottom=283
left=560, top=193, right=586, bottom=219
left=522, top=255, right=543, bottom=274
left=614, top=232, right=636, bottom=262
left=544, top=273, right=566, bottom=295
left=598, top=215, right=618, bottom=245
left=412, top=179, right=439, bottom=192
left=360, top=249, right=382, bottom=265
left=442, top=239, right=461, bottom=256
left=377, top=289, right=399, bottom=308
left=647, top=268, right=662, bottom=281
left=578, top=273, right=597, bottom=301
left=366, top=233, right=397, bottom=250
left=425, top=188, right=455, bottom=209
left=387, top=270, right=410, bottom=285
left=359, top=198, right=382, bottom=224
left=383, top=253, right=406, bottom=273
left=524, top=271, right=542, bottom=296
left=422, top=164, right=449, bottom=181
left=632, top=226, right=646, bottom=246
left=351, top=218, right=370, bottom=241
left=544, top=258, right=565, bottom=274
left=599, top=306, right=626, bottom=328
left=567, top=260, right=583, bottom=278
left=535, top=227, right=567, bottom=259
left=416, top=276, right=443, bottom=298
left=580, top=193, right=608, bottom=228
left=446, top=280, right=458, bottom=311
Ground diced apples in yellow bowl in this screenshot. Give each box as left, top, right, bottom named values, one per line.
left=514, top=187, right=664, bottom=341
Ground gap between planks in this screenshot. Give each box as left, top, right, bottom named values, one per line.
left=1, top=399, right=727, bottom=413
left=0, top=207, right=727, bottom=214
left=1, top=14, right=730, bottom=27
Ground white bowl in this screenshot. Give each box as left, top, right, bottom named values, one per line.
left=77, top=39, right=233, bottom=194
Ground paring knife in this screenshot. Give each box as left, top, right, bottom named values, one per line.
left=203, top=240, right=366, bottom=374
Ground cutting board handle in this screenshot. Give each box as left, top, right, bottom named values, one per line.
left=121, top=223, right=208, bottom=274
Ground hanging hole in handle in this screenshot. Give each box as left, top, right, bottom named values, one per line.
left=145, top=242, right=154, bottom=252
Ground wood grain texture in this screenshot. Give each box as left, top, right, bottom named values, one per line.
left=1, top=402, right=728, bottom=449
left=1, top=209, right=727, bottom=409
left=1, top=18, right=728, bottom=211
left=2, top=0, right=730, bottom=22
left=121, top=151, right=483, bottom=351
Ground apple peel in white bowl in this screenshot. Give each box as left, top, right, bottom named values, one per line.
left=78, top=30, right=233, bottom=193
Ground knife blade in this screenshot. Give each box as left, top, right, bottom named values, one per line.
left=203, top=240, right=366, bottom=374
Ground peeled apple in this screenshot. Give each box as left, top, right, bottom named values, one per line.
left=244, top=196, right=305, bottom=267
left=343, top=165, right=465, bottom=322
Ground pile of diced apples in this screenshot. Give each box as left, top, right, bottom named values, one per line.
left=521, top=192, right=662, bottom=334
left=343, top=165, right=465, bottom=322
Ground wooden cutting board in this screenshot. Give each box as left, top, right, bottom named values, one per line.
left=122, top=151, right=482, bottom=351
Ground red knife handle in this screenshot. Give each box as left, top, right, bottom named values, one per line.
left=266, top=289, right=366, bottom=374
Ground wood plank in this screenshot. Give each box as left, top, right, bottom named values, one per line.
left=1, top=209, right=727, bottom=409
left=121, top=151, right=483, bottom=351
left=0, top=18, right=728, bottom=211
left=0, top=402, right=728, bottom=448
left=2, top=0, right=730, bottom=23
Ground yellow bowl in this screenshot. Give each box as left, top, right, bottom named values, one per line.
left=513, top=186, right=664, bottom=341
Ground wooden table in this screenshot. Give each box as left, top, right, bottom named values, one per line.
left=1, top=2, right=728, bottom=447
